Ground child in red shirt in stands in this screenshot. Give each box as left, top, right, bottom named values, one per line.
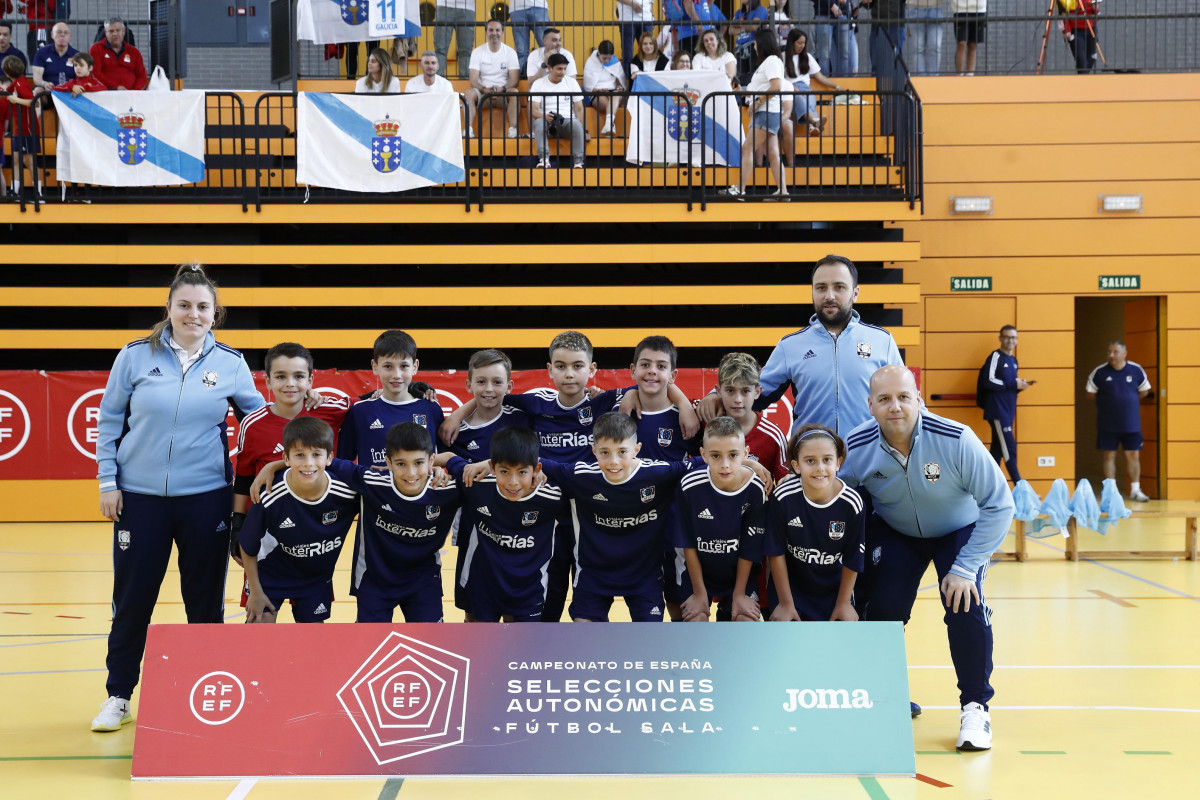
left=3, top=54, right=40, bottom=198
left=51, top=52, right=107, bottom=96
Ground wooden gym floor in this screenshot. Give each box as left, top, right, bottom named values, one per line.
left=2, top=508, right=1198, bottom=800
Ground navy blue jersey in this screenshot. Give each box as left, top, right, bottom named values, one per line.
left=239, top=471, right=359, bottom=597
left=337, top=396, right=446, bottom=466
left=1087, top=362, right=1150, bottom=434
left=540, top=458, right=691, bottom=595
left=672, top=469, right=769, bottom=597
left=449, top=406, right=531, bottom=462
left=627, top=404, right=693, bottom=462
left=326, top=458, right=461, bottom=595
left=504, top=387, right=622, bottom=462
left=446, top=457, right=567, bottom=609
left=764, top=479, right=866, bottom=604
left=977, top=350, right=1020, bottom=422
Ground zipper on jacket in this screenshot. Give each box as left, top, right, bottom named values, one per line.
left=882, top=438, right=926, bottom=538
left=164, top=360, right=187, bottom=495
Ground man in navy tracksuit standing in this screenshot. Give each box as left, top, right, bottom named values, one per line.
left=977, top=325, right=1032, bottom=482
left=842, top=365, right=1014, bottom=752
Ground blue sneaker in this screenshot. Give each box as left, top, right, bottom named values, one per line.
left=911, top=701, right=922, bottom=718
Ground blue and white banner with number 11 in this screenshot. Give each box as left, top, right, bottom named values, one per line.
left=296, top=0, right=421, bottom=45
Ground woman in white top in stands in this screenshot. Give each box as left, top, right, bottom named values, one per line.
left=630, top=32, right=670, bottom=77
left=723, top=28, right=790, bottom=200
left=780, top=29, right=844, bottom=165
left=692, top=29, right=737, bottom=88
left=355, top=48, right=402, bottom=93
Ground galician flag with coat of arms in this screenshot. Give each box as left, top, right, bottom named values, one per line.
left=296, top=0, right=421, bottom=44
left=296, top=92, right=465, bottom=193
left=51, top=91, right=206, bottom=186
left=626, top=70, right=742, bottom=166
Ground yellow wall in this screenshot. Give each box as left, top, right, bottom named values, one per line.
left=899, top=74, right=1200, bottom=497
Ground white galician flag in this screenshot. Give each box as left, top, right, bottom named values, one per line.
left=296, top=0, right=421, bottom=45
left=52, top=91, right=206, bottom=186
left=626, top=70, right=743, bottom=166
left=296, top=92, right=465, bottom=193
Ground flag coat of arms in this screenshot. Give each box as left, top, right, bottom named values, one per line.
left=52, top=91, right=206, bottom=186
left=296, top=92, right=465, bottom=193
left=297, top=0, right=421, bottom=44
left=626, top=70, right=743, bottom=166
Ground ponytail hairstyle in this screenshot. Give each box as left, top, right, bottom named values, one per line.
left=752, top=27, right=781, bottom=70
left=147, top=263, right=225, bottom=350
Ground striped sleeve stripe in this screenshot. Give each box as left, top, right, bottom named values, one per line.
left=363, top=472, right=394, bottom=486
left=773, top=479, right=806, bottom=501
left=214, top=342, right=243, bottom=357
left=923, top=419, right=964, bottom=439
left=680, top=471, right=710, bottom=489
left=260, top=485, right=289, bottom=508
left=778, top=325, right=812, bottom=342
left=236, top=406, right=271, bottom=451
left=846, top=430, right=878, bottom=451
left=839, top=486, right=864, bottom=513
left=759, top=417, right=789, bottom=450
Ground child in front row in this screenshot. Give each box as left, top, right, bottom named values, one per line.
left=3, top=55, right=40, bottom=198
left=674, top=416, right=769, bottom=622
left=239, top=418, right=360, bottom=623
left=763, top=424, right=866, bottom=622
left=439, top=427, right=567, bottom=622
left=50, top=52, right=107, bottom=95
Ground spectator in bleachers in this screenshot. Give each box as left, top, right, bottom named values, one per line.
left=722, top=28, right=789, bottom=200
left=510, top=0, right=550, bottom=77
left=582, top=40, right=626, bottom=136
left=32, top=21, right=75, bottom=89
left=693, top=29, right=737, bottom=85
left=0, top=19, right=27, bottom=73
left=951, top=0, right=984, bottom=75
left=676, top=0, right=714, bottom=56
left=405, top=50, right=455, bottom=93
left=671, top=50, right=692, bottom=70
left=860, top=0, right=906, bottom=78
left=772, top=0, right=792, bottom=49
left=355, top=47, right=401, bottom=93
left=3, top=54, right=40, bottom=197
left=527, top=27, right=576, bottom=83
left=907, top=0, right=944, bottom=74
left=615, top=0, right=654, bottom=80
left=1060, top=0, right=1100, bottom=74
left=90, top=19, right=146, bottom=91
left=657, top=25, right=676, bottom=61
left=465, top=19, right=520, bottom=138
left=47, top=51, right=104, bottom=95
left=781, top=29, right=844, bottom=162
left=434, top=0, right=476, bottom=80
left=22, top=0, right=54, bottom=65
left=733, top=0, right=770, bottom=83
left=530, top=52, right=585, bottom=169
left=630, top=31, right=670, bottom=77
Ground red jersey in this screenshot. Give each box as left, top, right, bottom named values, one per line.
left=744, top=412, right=791, bottom=481
left=234, top=398, right=351, bottom=486
left=6, top=76, right=37, bottom=136
left=89, top=41, right=147, bottom=91
left=52, top=75, right=108, bottom=93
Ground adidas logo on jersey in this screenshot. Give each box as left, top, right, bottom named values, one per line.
left=369, top=419, right=384, bottom=430
left=381, top=504, right=393, bottom=512
left=476, top=506, right=492, bottom=516
left=272, top=443, right=284, bottom=454
left=698, top=508, right=714, bottom=520
left=802, top=350, right=817, bottom=360
left=650, top=608, right=662, bottom=616
left=314, top=603, right=328, bottom=615
left=871, top=471, right=888, bottom=480
left=593, top=493, right=609, bottom=501
left=788, top=516, right=804, bottom=528
left=147, top=367, right=163, bottom=377
left=467, top=440, right=479, bottom=450
left=215, top=521, right=228, bottom=532
left=279, top=517, right=296, bottom=529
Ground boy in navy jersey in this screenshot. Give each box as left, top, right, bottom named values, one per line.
left=675, top=417, right=769, bottom=622
left=339, top=330, right=445, bottom=467
left=615, top=335, right=701, bottom=462
left=764, top=425, right=866, bottom=622
left=440, top=427, right=567, bottom=622
left=239, top=418, right=359, bottom=623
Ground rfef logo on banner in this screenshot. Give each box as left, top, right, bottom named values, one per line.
left=0, top=390, right=31, bottom=462
left=67, top=389, right=106, bottom=460
left=190, top=671, right=245, bottom=725
left=336, top=632, right=470, bottom=764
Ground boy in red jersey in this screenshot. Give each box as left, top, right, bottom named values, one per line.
left=3, top=54, right=40, bottom=197
left=49, top=52, right=107, bottom=95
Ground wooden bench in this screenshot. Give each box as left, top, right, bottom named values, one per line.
left=996, top=509, right=1200, bottom=563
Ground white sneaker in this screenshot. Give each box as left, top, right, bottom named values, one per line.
left=600, top=119, right=613, bottom=135
left=1129, top=489, right=1151, bottom=502
left=91, top=696, right=133, bottom=732
left=956, top=702, right=992, bottom=751
left=537, top=157, right=552, bottom=168
left=507, top=126, right=518, bottom=138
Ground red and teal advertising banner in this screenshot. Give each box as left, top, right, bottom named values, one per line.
left=133, top=622, right=915, bottom=779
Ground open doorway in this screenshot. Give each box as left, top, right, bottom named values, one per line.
left=1074, top=297, right=1161, bottom=498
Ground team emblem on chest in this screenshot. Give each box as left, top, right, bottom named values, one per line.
left=578, top=406, right=593, bottom=426
left=201, top=370, right=218, bottom=388
left=657, top=427, right=673, bottom=447
left=923, top=462, right=941, bottom=483
left=828, top=521, right=846, bottom=541
left=412, top=414, right=427, bottom=427
left=425, top=505, right=440, bottom=521
left=522, top=510, right=539, bottom=526
left=856, top=342, right=872, bottom=359
left=322, top=511, right=339, bottom=525
left=639, top=486, right=656, bottom=503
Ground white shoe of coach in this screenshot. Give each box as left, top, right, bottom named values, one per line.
left=956, top=702, right=992, bottom=751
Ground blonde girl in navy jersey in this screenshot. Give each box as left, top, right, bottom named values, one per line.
left=90, top=264, right=265, bottom=732
left=761, top=424, right=866, bottom=622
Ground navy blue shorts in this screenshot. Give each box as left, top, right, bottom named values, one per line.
left=264, top=585, right=334, bottom=623
left=355, top=570, right=444, bottom=622
left=1098, top=430, right=1143, bottom=451
left=570, top=585, right=664, bottom=622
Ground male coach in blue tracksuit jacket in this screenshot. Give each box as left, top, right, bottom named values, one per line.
left=841, top=365, right=1014, bottom=752
left=977, top=325, right=1032, bottom=482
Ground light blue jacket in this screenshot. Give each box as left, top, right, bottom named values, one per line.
left=840, top=410, right=1015, bottom=580
left=1012, top=480, right=1041, bottom=522
left=1032, top=478, right=1072, bottom=536
left=96, top=328, right=265, bottom=497
left=756, top=310, right=904, bottom=437
left=1070, top=479, right=1101, bottom=533
left=1098, top=478, right=1132, bottom=533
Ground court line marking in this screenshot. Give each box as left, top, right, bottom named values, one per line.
left=0, top=635, right=107, bottom=648
left=225, top=779, right=257, bottom=800
left=915, top=772, right=953, bottom=787
left=378, top=777, right=405, bottom=799
left=0, top=667, right=106, bottom=676
left=1087, top=589, right=1137, bottom=606
left=1124, top=750, right=1172, bottom=755
left=857, top=776, right=891, bottom=800
left=0, top=755, right=132, bottom=762
left=1029, top=538, right=1200, bottom=600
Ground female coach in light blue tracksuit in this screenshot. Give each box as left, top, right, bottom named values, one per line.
left=90, top=263, right=265, bottom=732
